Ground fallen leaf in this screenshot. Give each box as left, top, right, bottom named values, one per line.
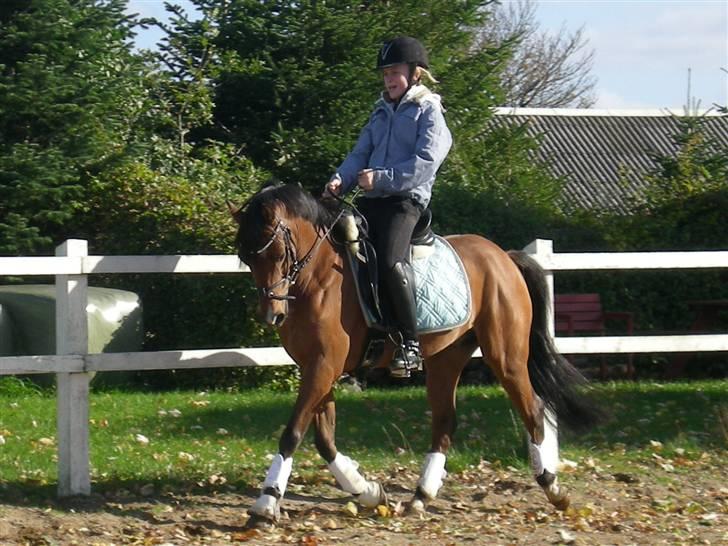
left=208, top=473, right=227, bottom=485
left=699, top=513, right=718, bottom=525
left=231, top=528, right=260, bottom=541
left=375, top=504, right=391, bottom=518
left=177, top=451, right=194, bottom=463
left=392, top=501, right=405, bottom=516
left=558, top=458, right=578, bottom=471
left=135, top=434, right=149, bottom=446
left=342, top=501, right=358, bottom=517
left=557, top=529, right=576, bottom=544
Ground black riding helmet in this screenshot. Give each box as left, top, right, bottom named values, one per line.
left=376, top=36, right=429, bottom=70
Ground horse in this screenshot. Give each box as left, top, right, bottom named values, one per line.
left=230, top=182, right=603, bottom=526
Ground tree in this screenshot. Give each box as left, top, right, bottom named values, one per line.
left=0, top=0, right=149, bottom=255
left=479, top=0, right=597, bottom=108
left=154, top=0, right=566, bottom=248
left=605, top=114, right=728, bottom=252
left=645, top=116, right=728, bottom=205
left=156, top=0, right=508, bottom=187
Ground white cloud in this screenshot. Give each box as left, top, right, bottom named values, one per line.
left=594, top=88, right=652, bottom=109
left=593, top=3, right=727, bottom=70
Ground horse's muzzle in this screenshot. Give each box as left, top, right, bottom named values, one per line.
left=260, top=302, right=288, bottom=328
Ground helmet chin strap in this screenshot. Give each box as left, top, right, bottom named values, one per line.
left=407, top=63, right=419, bottom=87
left=392, top=64, right=418, bottom=104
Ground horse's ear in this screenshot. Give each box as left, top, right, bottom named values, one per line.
left=227, top=200, right=243, bottom=224
left=262, top=177, right=282, bottom=189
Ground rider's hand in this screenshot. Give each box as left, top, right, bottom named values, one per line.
left=357, top=169, right=374, bottom=191
left=324, top=178, right=342, bottom=197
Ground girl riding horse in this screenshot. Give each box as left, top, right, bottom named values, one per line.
left=231, top=182, right=603, bottom=526
left=326, top=36, right=452, bottom=378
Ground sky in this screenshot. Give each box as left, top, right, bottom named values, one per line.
left=535, top=0, right=727, bottom=110
left=127, top=0, right=728, bottom=111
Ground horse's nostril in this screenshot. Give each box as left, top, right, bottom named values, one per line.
left=273, top=313, right=287, bottom=327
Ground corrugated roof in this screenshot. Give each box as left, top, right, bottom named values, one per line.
left=491, top=108, right=728, bottom=214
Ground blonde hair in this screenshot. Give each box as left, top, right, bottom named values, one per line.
left=414, top=66, right=439, bottom=85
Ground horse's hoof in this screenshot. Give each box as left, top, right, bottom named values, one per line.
left=246, top=513, right=277, bottom=529
left=550, top=493, right=570, bottom=511
left=357, top=481, right=387, bottom=508
left=248, top=493, right=280, bottom=523
left=405, top=497, right=427, bottom=515
left=546, top=488, right=571, bottom=511
left=538, top=472, right=570, bottom=511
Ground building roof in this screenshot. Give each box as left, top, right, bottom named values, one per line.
left=491, top=107, right=728, bottom=214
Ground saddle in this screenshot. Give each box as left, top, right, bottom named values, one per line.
left=339, top=208, right=433, bottom=329
left=336, top=208, right=471, bottom=370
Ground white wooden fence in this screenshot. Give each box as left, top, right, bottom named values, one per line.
left=1, top=238, right=727, bottom=497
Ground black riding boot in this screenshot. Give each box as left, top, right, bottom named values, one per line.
left=386, top=261, right=422, bottom=378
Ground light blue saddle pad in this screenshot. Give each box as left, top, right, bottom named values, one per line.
left=413, top=236, right=471, bottom=334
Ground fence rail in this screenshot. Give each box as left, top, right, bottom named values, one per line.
left=1, top=238, right=727, bottom=496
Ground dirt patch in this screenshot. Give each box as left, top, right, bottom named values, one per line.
left=0, top=458, right=726, bottom=545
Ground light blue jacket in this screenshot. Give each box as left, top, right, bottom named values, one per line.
left=334, top=84, right=452, bottom=208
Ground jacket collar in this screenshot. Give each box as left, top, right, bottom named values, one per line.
left=376, top=84, right=443, bottom=112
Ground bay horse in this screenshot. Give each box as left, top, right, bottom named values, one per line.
left=231, top=182, right=602, bottom=526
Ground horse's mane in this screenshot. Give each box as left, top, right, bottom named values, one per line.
left=234, top=182, right=339, bottom=256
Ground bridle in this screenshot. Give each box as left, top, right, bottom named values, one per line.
left=252, top=211, right=346, bottom=301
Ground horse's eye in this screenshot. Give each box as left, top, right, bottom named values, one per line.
left=238, top=252, right=254, bottom=265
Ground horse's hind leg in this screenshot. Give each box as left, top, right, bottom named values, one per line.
left=529, top=405, right=569, bottom=510
left=409, top=337, right=475, bottom=513
left=482, top=336, right=570, bottom=511
left=313, top=391, right=386, bottom=508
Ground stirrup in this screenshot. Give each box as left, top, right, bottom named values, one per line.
left=390, top=341, right=422, bottom=379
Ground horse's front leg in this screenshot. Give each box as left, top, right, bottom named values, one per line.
left=314, top=391, right=386, bottom=508
left=247, top=364, right=335, bottom=526
left=408, top=344, right=472, bottom=514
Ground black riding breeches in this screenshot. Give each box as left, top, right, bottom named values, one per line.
left=357, top=196, right=423, bottom=274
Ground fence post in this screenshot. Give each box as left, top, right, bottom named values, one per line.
left=55, top=239, right=91, bottom=496
left=524, top=239, right=555, bottom=337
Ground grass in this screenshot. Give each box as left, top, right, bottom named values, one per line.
left=0, top=379, right=725, bottom=499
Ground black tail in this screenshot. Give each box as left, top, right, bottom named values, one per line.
left=508, top=250, right=606, bottom=431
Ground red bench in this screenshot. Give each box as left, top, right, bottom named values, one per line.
left=554, top=293, right=635, bottom=378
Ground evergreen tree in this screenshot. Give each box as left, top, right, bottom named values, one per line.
left=160, top=1, right=503, bottom=185
left=158, top=0, right=565, bottom=248
left=613, top=115, right=728, bottom=251
left=0, top=0, right=148, bottom=255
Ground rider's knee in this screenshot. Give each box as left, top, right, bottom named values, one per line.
left=387, top=260, right=413, bottom=285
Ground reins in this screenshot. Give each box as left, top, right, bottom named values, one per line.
left=256, top=189, right=361, bottom=301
